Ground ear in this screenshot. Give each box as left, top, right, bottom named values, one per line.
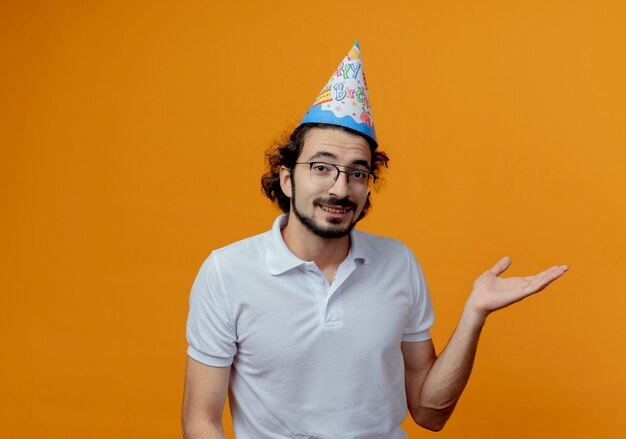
left=279, top=166, right=293, bottom=198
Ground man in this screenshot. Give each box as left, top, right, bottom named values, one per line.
left=182, top=43, right=568, bottom=439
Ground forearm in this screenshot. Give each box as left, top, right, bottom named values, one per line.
left=414, top=303, right=486, bottom=429
left=182, top=417, right=226, bottom=439
left=409, top=258, right=568, bottom=431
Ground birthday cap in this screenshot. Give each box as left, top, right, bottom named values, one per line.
left=300, top=41, right=377, bottom=147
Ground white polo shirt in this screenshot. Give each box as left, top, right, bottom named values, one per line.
left=186, top=215, right=434, bottom=439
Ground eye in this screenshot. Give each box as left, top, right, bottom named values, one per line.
left=350, top=170, right=368, bottom=181
left=311, top=163, right=332, bottom=174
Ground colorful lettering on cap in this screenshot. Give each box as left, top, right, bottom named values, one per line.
left=300, top=41, right=377, bottom=147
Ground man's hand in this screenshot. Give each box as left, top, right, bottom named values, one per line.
left=406, top=256, right=568, bottom=431
left=468, top=256, right=569, bottom=322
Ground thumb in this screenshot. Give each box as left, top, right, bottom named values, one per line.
left=487, top=256, right=512, bottom=277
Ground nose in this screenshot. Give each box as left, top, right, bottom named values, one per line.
left=328, top=170, right=351, bottom=198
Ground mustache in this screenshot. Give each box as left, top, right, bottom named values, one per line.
left=315, top=197, right=356, bottom=209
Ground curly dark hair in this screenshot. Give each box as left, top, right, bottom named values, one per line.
left=261, top=123, right=389, bottom=219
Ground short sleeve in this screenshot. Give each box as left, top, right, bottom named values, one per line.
left=186, top=253, right=237, bottom=366
left=402, top=246, right=435, bottom=342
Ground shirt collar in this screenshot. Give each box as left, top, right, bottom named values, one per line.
left=348, top=226, right=370, bottom=266
left=264, top=214, right=371, bottom=276
left=265, top=215, right=305, bottom=275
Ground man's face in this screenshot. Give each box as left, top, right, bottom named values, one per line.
left=284, top=127, right=372, bottom=239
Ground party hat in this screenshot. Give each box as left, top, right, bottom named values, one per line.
left=300, top=41, right=377, bottom=147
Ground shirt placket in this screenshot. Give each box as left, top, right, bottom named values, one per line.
left=302, top=260, right=356, bottom=326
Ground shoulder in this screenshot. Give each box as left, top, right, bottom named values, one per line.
left=354, top=229, right=406, bottom=248
left=352, top=229, right=414, bottom=261
left=211, top=230, right=268, bottom=259
left=195, top=229, right=269, bottom=278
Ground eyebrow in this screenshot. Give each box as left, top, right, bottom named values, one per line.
left=307, top=151, right=371, bottom=169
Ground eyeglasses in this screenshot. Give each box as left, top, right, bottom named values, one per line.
left=295, top=161, right=376, bottom=194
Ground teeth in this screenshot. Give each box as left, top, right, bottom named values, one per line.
left=321, top=205, right=349, bottom=214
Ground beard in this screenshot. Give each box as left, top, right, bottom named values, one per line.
left=290, top=178, right=360, bottom=239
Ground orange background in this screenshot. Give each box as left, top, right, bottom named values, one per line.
left=1, top=1, right=625, bottom=438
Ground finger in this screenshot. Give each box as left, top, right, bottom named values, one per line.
left=521, top=265, right=569, bottom=282
left=538, top=265, right=569, bottom=283
left=523, top=265, right=569, bottom=295
left=544, top=265, right=569, bottom=286
left=487, top=256, right=512, bottom=277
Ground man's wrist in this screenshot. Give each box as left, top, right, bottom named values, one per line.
left=462, top=297, right=488, bottom=330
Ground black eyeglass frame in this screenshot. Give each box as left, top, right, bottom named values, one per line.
left=294, top=161, right=377, bottom=186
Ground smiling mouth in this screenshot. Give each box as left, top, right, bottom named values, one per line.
left=319, top=204, right=351, bottom=214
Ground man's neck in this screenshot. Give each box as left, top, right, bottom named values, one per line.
left=280, top=213, right=350, bottom=273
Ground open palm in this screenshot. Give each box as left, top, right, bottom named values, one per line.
left=470, top=256, right=569, bottom=317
